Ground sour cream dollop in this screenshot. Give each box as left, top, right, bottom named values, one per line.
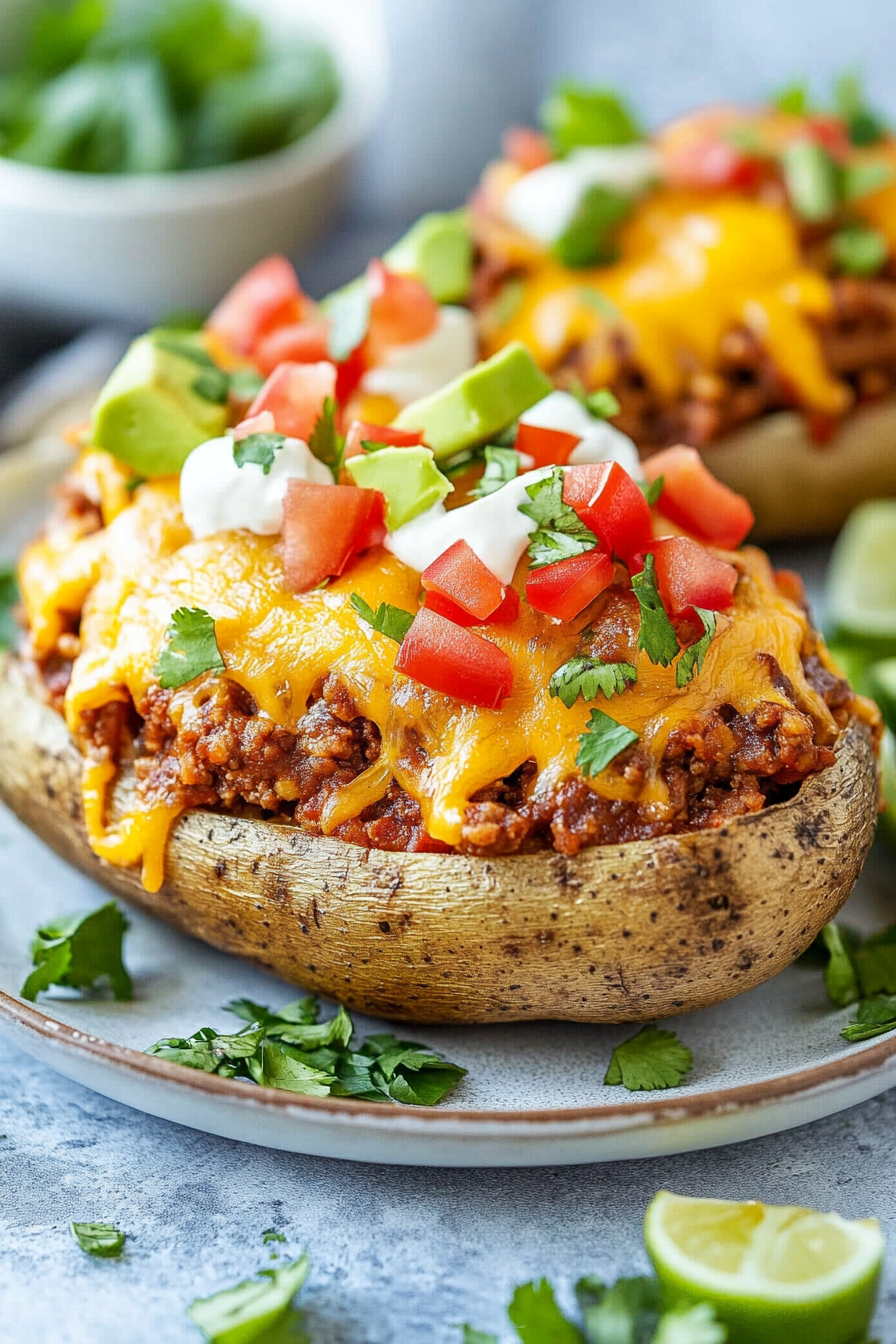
left=519, top=390, right=643, bottom=479
left=504, top=144, right=660, bottom=246
left=360, top=306, right=477, bottom=406
left=180, top=434, right=331, bottom=540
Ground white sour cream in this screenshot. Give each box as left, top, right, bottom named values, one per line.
left=360, top=306, right=477, bottom=406
left=519, top=390, right=643, bottom=479
left=504, top=143, right=660, bottom=246
left=180, top=434, right=331, bottom=540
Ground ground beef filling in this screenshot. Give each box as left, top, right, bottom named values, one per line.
left=69, top=643, right=853, bottom=858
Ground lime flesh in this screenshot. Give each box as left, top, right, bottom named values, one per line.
left=826, top=500, right=896, bottom=656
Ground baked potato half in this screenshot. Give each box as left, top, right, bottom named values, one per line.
left=0, top=652, right=877, bottom=1025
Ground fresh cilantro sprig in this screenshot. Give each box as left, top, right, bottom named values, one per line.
left=154, top=607, right=225, bottom=690
left=604, top=1025, right=694, bottom=1091
left=576, top=707, right=638, bottom=777
left=262, top=1230, right=287, bottom=1246
left=549, top=656, right=637, bottom=708
left=0, top=565, right=19, bottom=649
left=146, top=994, right=466, bottom=1107
left=351, top=594, right=414, bottom=644
left=519, top=467, right=599, bottom=569
left=232, top=432, right=286, bottom=475
left=308, top=396, right=345, bottom=481
left=188, top=1253, right=309, bottom=1344
left=472, top=446, right=521, bottom=499
left=676, top=608, right=717, bottom=688
left=463, top=1269, right=723, bottom=1344
left=70, top=1222, right=126, bottom=1259
left=814, top=919, right=896, bottom=1041
left=584, top=388, right=621, bottom=420
left=20, top=901, right=132, bottom=1002
left=153, top=333, right=251, bottom=406
left=631, top=555, right=679, bottom=667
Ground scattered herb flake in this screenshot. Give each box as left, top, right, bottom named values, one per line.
left=576, top=707, right=638, bottom=778
left=350, top=594, right=415, bottom=644
left=552, top=183, right=630, bottom=269
left=227, top=368, right=265, bottom=403
left=834, top=70, right=887, bottom=146
left=326, top=282, right=370, bottom=363
left=70, top=1221, right=126, bottom=1259
left=152, top=335, right=218, bottom=369
left=584, top=388, right=621, bottom=419
left=508, top=1279, right=585, bottom=1344
left=472, top=446, right=521, bottom=499
left=832, top=225, right=888, bottom=277
left=841, top=159, right=894, bottom=202
left=232, top=431, right=286, bottom=475
left=631, top=555, right=679, bottom=667
left=841, top=995, right=896, bottom=1043
left=604, top=1025, right=693, bottom=1091
left=821, top=922, right=862, bottom=1008
left=154, top=606, right=225, bottom=690
left=641, top=475, right=664, bottom=507
left=307, top=396, right=345, bottom=481
left=675, top=607, right=717, bottom=688
left=188, top=1253, right=309, bottom=1344
left=774, top=83, right=810, bottom=116
left=21, top=901, right=132, bottom=1003
left=0, top=565, right=19, bottom=649
left=549, top=655, right=637, bottom=708
left=192, top=367, right=231, bottom=404
left=145, top=1027, right=265, bottom=1077
left=262, top=1230, right=287, bottom=1246
left=519, top=466, right=599, bottom=569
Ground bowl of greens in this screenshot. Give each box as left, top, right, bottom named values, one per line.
left=0, top=0, right=385, bottom=322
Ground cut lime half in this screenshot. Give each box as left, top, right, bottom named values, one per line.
left=826, top=500, right=896, bottom=656
left=645, top=1191, right=883, bottom=1344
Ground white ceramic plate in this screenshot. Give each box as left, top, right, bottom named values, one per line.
left=2, top=440, right=896, bottom=1167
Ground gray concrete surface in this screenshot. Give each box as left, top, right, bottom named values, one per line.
left=1, top=1032, right=894, bottom=1343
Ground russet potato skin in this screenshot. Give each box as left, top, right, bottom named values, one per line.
left=0, top=654, right=878, bottom=1024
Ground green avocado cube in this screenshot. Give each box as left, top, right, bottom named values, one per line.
left=392, top=341, right=553, bottom=460
left=345, top=446, right=452, bottom=530
left=91, top=332, right=228, bottom=477
left=384, top=210, right=473, bottom=304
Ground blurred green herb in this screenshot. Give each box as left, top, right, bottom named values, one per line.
left=21, top=901, right=132, bottom=1002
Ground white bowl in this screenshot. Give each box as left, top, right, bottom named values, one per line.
left=0, top=0, right=386, bottom=324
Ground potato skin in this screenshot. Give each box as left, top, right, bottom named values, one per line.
left=704, top=396, right=896, bottom=542
left=0, top=654, right=878, bottom=1024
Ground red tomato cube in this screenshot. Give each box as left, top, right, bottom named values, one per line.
left=421, top=540, right=506, bottom=621
left=642, top=446, right=754, bottom=550
left=423, top=587, right=520, bottom=628
left=366, top=259, right=439, bottom=355
left=344, top=420, right=425, bottom=460
left=248, top=362, right=337, bottom=443
left=562, top=462, right=653, bottom=567
left=652, top=536, right=738, bottom=617
left=515, top=422, right=581, bottom=468
left=206, top=256, right=304, bottom=357
left=282, top=482, right=385, bottom=592
left=395, top=608, right=514, bottom=709
left=525, top=549, right=615, bottom=623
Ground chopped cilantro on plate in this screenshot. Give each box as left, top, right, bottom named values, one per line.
left=70, top=1221, right=126, bottom=1258
left=604, top=1026, right=693, bottom=1091
left=21, top=901, right=132, bottom=1003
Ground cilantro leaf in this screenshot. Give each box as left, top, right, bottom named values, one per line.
left=253, top=1040, right=335, bottom=1096
left=834, top=70, right=887, bottom=146
left=232, top=431, right=286, bottom=475
left=507, top=1279, right=585, bottom=1344
left=192, top=366, right=231, bottom=404
left=576, top=1274, right=660, bottom=1343
left=0, top=565, right=19, bottom=650
left=154, top=606, right=225, bottom=690
left=145, top=1027, right=265, bottom=1077
left=350, top=593, right=414, bottom=644
left=224, top=995, right=319, bottom=1028
left=584, top=388, right=621, bottom=419
left=631, top=555, right=679, bottom=667
left=604, top=1025, right=693, bottom=1091
left=519, top=467, right=599, bottom=569
left=228, top=368, right=265, bottom=403
left=675, top=607, right=717, bottom=688
left=307, top=396, right=345, bottom=481
left=641, top=475, right=663, bottom=507
left=152, top=334, right=218, bottom=369
left=841, top=994, right=896, bottom=1043
left=262, top=1230, right=287, bottom=1245
left=576, top=707, right=638, bottom=777
left=821, top=922, right=862, bottom=1008
left=853, top=931, right=896, bottom=997
left=325, top=281, right=370, bottom=363
left=21, top=901, right=132, bottom=1002
left=550, top=656, right=637, bottom=708
left=188, top=1254, right=309, bottom=1344
left=472, top=446, right=521, bottom=499
left=70, top=1222, right=126, bottom=1259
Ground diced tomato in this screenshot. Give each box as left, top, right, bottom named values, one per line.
left=421, top=540, right=506, bottom=621
left=366, top=259, right=439, bottom=355
left=282, top=482, right=385, bottom=592
left=335, top=342, right=369, bottom=403
left=774, top=568, right=807, bottom=608
left=515, top=422, right=581, bottom=468
left=344, top=420, right=425, bottom=460
left=233, top=410, right=276, bottom=440
left=502, top=126, right=553, bottom=172
left=248, top=362, right=337, bottom=443
left=665, top=136, right=763, bottom=190
left=562, top=462, right=654, bottom=567
left=652, top=536, right=738, bottom=618
left=525, top=550, right=615, bottom=623
left=395, top=608, right=514, bottom=709
left=803, top=114, right=852, bottom=160
left=423, top=586, right=520, bottom=628
left=255, top=320, right=331, bottom=376
left=642, top=446, right=754, bottom=549
left=206, top=256, right=304, bottom=357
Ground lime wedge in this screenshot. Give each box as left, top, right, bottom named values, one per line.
left=826, top=500, right=896, bottom=656
left=645, top=1192, right=883, bottom=1344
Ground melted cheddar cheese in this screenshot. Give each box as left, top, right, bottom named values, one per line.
left=478, top=188, right=849, bottom=416
left=19, top=468, right=839, bottom=893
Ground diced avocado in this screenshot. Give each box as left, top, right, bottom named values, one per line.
left=392, top=341, right=553, bottom=460
left=384, top=210, right=473, bottom=304
left=91, top=332, right=228, bottom=477
left=345, top=446, right=452, bottom=530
